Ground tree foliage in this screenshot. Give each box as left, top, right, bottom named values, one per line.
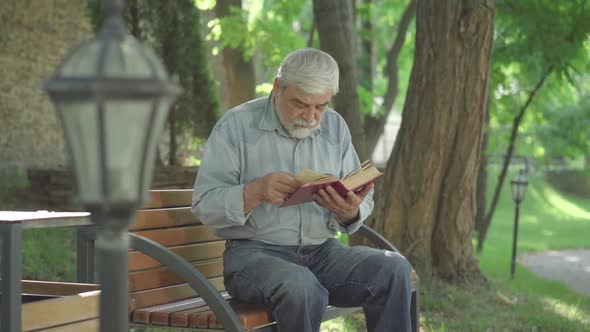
left=477, top=0, right=590, bottom=251
left=205, top=0, right=416, bottom=158
left=207, top=0, right=309, bottom=77
left=489, top=0, right=590, bottom=162
left=86, top=0, right=220, bottom=165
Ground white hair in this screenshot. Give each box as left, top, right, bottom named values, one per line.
left=276, top=48, right=339, bottom=95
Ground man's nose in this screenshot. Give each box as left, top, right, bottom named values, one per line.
left=302, top=107, right=315, bottom=123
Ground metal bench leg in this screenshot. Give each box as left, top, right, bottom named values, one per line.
left=0, top=223, right=22, bottom=332
left=410, top=286, right=419, bottom=332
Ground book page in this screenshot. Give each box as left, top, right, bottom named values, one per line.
left=295, top=168, right=337, bottom=184
left=342, top=160, right=372, bottom=181
left=341, top=165, right=382, bottom=191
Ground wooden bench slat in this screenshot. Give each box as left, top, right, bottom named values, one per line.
left=134, top=292, right=231, bottom=326
left=129, top=259, right=223, bottom=292
left=188, top=300, right=273, bottom=330
left=37, top=318, right=98, bottom=332
left=134, top=225, right=219, bottom=247
left=22, top=290, right=100, bottom=331
left=128, top=241, right=225, bottom=271
left=129, top=277, right=225, bottom=313
left=131, top=207, right=199, bottom=231
left=143, top=190, right=192, bottom=209
left=191, top=309, right=216, bottom=329
left=22, top=280, right=99, bottom=297
left=137, top=297, right=208, bottom=326
left=170, top=304, right=214, bottom=327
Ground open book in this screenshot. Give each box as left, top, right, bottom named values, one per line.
left=280, top=161, right=383, bottom=207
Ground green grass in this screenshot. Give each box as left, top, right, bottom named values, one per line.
left=22, top=228, right=78, bottom=281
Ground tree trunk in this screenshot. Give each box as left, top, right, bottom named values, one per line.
left=159, top=2, right=178, bottom=166
left=313, top=0, right=367, bottom=161
left=307, top=20, right=315, bottom=47
left=215, top=0, right=256, bottom=109
left=358, top=0, right=375, bottom=92
left=368, top=0, right=494, bottom=281
left=128, top=0, right=141, bottom=38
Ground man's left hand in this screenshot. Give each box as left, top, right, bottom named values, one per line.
left=313, top=182, right=374, bottom=224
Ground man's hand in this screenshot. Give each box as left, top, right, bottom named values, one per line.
left=244, top=172, right=301, bottom=212
left=313, top=182, right=374, bottom=224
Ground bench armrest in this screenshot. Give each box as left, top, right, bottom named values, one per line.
left=356, top=224, right=400, bottom=252
left=129, top=234, right=245, bottom=332
left=356, top=225, right=420, bottom=332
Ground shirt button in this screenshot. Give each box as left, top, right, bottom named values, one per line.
left=328, top=220, right=338, bottom=230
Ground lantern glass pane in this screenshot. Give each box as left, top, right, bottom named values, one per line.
left=137, top=43, right=168, bottom=79
left=518, top=182, right=527, bottom=201
left=511, top=184, right=517, bottom=201
left=57, top=101, right=102, bottom=205
left=104, top=100, right=153, bottom=203
left=104, top=38, right=153, bottom=78
left=60, top=40, right=102, bottom=77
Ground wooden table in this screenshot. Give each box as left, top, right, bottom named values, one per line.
left=0, top=211, right=91, bottom=332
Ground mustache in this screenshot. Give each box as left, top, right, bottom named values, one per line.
left=292, top=119, right=317, bottom=128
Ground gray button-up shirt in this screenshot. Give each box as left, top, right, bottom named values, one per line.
left=192, top=94, right=374, bottom=245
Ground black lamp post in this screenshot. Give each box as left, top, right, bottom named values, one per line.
left=44, top=0, right=180, bottom=331
left=510, top=170, right=528, bottom=279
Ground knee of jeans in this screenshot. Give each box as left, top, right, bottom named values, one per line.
left=274, top=269, right=328, bottom=306
left=382, top=251, right=413, bottom=280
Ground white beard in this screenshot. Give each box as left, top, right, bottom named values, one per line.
left=288, top=119, right=319, bottom=138
left=276, top=107, right=321, bottom=139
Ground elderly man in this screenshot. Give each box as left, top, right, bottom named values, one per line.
left=192, top=48, right=412, bottom=332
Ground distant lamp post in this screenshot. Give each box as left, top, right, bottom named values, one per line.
left=510, top=170, right=528, bottom=279
left=43, top=0, right=180, bottom=331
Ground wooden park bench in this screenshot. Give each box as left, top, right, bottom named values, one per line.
left=75, top=189, right=419, bottom=331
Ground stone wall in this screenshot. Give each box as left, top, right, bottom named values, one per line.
left=0, top=1, right=92, bottom=177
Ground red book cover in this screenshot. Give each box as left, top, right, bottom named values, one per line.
left=280, top=164, right=383, bottom=207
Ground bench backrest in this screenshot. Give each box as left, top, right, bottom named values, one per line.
left=127, top=190, right=226, bottom=315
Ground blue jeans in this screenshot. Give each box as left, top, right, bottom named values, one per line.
left=223, top=238, right=413, bottom=332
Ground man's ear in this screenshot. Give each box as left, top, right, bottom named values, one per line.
left=272, top=78, right=280, bottom=95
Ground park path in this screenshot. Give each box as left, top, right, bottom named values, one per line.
left=520, top=249, right=590, bottom=296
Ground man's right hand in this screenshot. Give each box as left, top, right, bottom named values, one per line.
left=244, top=172, right=301, bottom=212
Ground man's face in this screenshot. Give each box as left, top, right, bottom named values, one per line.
left=273, top=79, right=332, bottom=139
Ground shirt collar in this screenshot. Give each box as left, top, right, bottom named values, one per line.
left=258, top=92, right=322, bottom=138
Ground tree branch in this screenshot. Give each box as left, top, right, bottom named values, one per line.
left=363, top=0, right=416, bottom=154
left=307, top=19, right=315, bottom=47
left=477, top=66, right=554, bottom=252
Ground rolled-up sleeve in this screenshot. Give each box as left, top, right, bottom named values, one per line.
left=192, top=128, right=249, bottom=228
